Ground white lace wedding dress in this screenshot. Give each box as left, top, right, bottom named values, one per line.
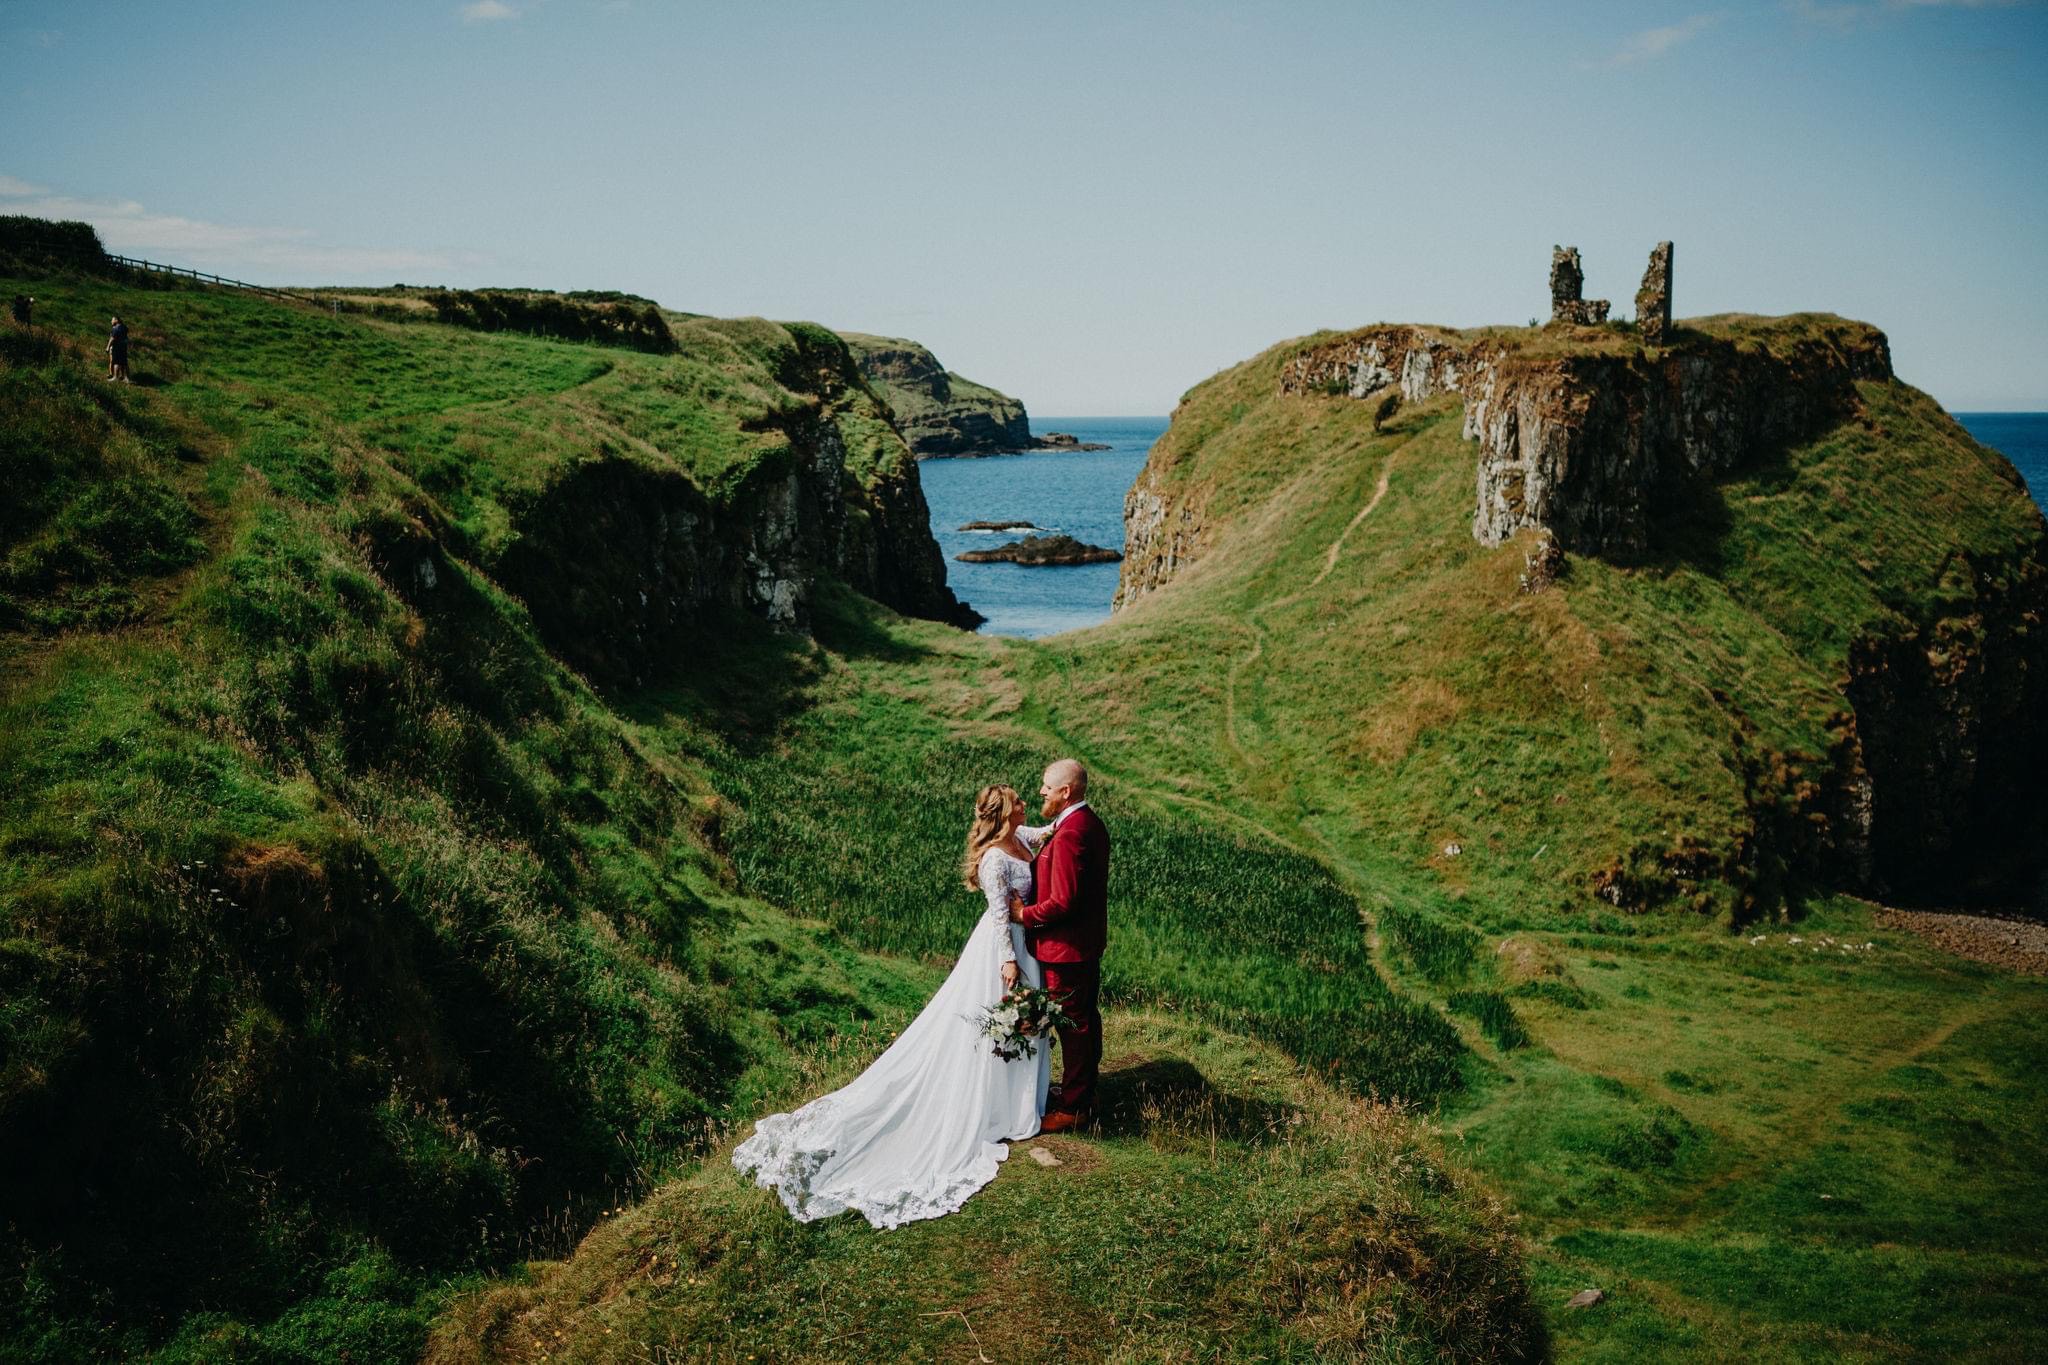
left=731, top=838, right=1052, bottom=1228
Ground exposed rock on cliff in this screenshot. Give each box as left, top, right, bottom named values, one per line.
left=840, top=333, right=1102, bottom=458
left=1114, top=476, right=1207, bottom=611
left=1277, top=315, right=1894, bottom=556
left=1841, top=540, right=2048, bottom=898
left=491, top=325, right=979, bottom=687
left=839, top=332, right=1036, bottom=456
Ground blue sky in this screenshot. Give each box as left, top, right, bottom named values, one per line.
left=4, top=0, right=2043, bottom=412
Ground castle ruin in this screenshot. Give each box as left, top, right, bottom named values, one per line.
left=1550, top=242, right=1676, bottom=337
left=1635, top=241, right=1674, bottom=343
left=1549, top=246, right=1609, bottom=324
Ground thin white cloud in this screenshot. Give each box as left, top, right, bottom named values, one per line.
left=0, top=176, right=471, bottom=280
left=460, top=1, right=517, bottom=21
left=1601, top=12, right=1726, bottom=66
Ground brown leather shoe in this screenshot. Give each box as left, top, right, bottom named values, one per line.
left=1038, top=1110, right=1087, bottom=1135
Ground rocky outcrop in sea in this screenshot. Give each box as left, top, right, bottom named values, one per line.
left=956, top=534, right=1122, bottom=566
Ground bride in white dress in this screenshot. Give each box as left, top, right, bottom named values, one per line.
left=731, top=784, right=1052, bottom=1228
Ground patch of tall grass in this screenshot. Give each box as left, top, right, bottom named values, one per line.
left=1446, top=990, right=1530, bottom=1051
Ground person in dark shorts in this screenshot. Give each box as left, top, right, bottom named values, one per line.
left=107, top=316, right=129, bottom=382
left=8, top=295, right=29, bottom=330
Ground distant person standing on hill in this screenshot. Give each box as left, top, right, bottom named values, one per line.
left=9, top=294, right=29, bottom=330
left=106, top=315, right=129, bottom=382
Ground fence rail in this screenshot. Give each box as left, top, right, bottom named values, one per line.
left=106, top=254, right=313, bottom=305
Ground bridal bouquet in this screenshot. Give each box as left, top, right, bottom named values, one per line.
left=980, top=986, right=1075, bottom=1062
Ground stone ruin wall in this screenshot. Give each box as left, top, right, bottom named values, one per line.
left=1635, top=241, right=1674, bottom=344
left=1549, top=246, right=1610, bottom=325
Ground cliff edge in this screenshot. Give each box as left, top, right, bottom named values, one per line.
left=839, top=331, right=1043, bottom=457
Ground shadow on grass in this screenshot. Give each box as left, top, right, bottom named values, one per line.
left=809, top=580, right=943, bottom=667
left=622, top=585, right=939, bottom=755
left=1093, top=1056, right=1301, bottom=1146
left=620, top=604, right=825, bottom=753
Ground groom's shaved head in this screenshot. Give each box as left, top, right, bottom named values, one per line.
left=1040, top=759, right=1088, bottom=819
left=1046, top=759, right=1087, bottom=796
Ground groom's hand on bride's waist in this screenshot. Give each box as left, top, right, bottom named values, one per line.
left=1008, top=893, right=1027, bottom=914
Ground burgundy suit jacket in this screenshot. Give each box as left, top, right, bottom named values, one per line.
left=1016, top=804, right=1110, bottom=964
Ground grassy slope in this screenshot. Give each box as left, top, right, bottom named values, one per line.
left=430, top=1013, right=1535, bottom=1364
left=0, top=273, right=1536, bottom=1361
left=1016, top=327, right=2048, bottom=1358
left=0, top=270, right=939, bottom=1358
left=484, top=320, right=2047, bottom=1359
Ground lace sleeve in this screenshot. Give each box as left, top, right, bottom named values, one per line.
left=978, top=848, right=1017, bottom=963
left=1018, top=823, right=1053, bottom=851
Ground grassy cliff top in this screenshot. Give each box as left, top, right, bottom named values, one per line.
left=0, top=265, right=919, bottom=566
left=837, top=330, right=1026, bottom=435
left=1271, top=311, right=1888, bottom=378
left=429, top=1012, right=1537, bottom=1363
left=1113, top=312, right=2036, bottom=915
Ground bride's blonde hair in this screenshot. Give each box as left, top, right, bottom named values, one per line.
left=961, top=784, right=1023, bottom=889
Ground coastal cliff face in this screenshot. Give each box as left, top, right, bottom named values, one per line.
left=1276, top=317, right=1895, bottom=556
left=489, top=327, right=977, bottom=688
left=1115, top=314, right=2047, bottom=907
left=1114, top=478, right=1207, bottom=611
left=1840, top=537, right=2048, bottom=896
left=838, top=332, right=1036, bottom=456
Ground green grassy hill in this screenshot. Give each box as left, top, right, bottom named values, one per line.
left=0, top=245, right=979, bottom=1357
left=471, top=316, right=2047, bottom=1359
left=0, top=236, right=1538, bottom=1361
left=7, top=220, right=2044, bottom=1360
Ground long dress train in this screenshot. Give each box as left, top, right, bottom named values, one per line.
left=731, top=841, right=1050, bottom=1228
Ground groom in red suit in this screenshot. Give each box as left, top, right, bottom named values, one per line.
left=1010, top=758, right=1110, bottom=1134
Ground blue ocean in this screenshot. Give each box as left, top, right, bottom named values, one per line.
left=917, top=417, right=1166, bottom=637
left=1957, top=413, right=2048, bottom=508
left=921, top=413, right=2048, bottom=639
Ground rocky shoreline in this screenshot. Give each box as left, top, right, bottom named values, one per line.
left=921, top=432, right=1114, bottom=460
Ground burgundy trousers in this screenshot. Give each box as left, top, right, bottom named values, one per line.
left=1040, top=958, right=1102, bottom=1116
